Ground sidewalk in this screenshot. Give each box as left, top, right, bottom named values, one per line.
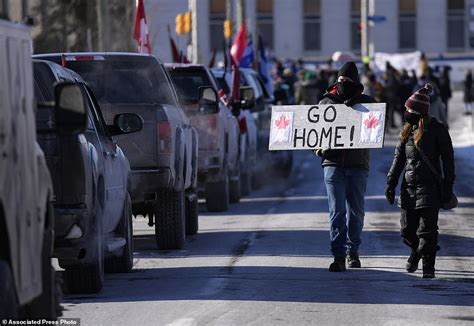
left=449, top=91, right=474, bottom=169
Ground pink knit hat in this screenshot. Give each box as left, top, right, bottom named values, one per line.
left=405, top=83, right=433, bottom=116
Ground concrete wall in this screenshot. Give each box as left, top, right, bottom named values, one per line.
left=320, top=0, right=350, bottom=54
left=146, top=0, right=189, bottom=62
left=417, top=0, right=447, bottom=54
left=274, top=0, right=303, bottom=58
left=371, top=0, right=398, bottom=53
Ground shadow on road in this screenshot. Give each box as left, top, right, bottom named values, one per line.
left=62, top=265, right=474, bottom=307
left=133, top=230, right=474, bottom=259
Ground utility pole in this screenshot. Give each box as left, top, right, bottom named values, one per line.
left=189, top=0, right=199, bottom=63
left=368, top=0, right=375, bottom=59
left=236, top=0, right=244, bottom=29
left=361, top=0, right=369, bottom=60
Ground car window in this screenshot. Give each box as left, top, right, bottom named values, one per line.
left=243, top=71, right=262, bottom=98
left=65, top=58, right=175, bottom=105
left=33, top=62, right=56, bottom=103
left=254, top=74, right=271, bottom=99
left=82, top=85, right=108, bottom=137
left=168, top=68, right=213, bottom=102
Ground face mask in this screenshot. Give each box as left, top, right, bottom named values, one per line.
left=404, top=111, right=421, bottom=125
left=337, top=81, right=359, bottom=99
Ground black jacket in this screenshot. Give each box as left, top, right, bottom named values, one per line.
left=387, top=118, right=455, bottom=210
left=317, top=89, right=377, bottom=170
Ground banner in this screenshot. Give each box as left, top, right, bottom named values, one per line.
left=374, top=51, right=421, bottom=74
left=269, top=103, right=387, bottom=150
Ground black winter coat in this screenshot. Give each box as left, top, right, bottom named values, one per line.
left=318, top=89, right=377, bottom=170
left=387, top=118, right=455, bottom=210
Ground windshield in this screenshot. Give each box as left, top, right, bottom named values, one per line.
left=66, top=59, right=175, bottom=105
left=168, top=68, right=212, bottom=102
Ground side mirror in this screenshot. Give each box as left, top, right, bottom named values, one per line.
left=54, top=82, right=88, bottom=135
left=198, top=86, right=219, bottom=114
left=240, top=86, right=256, bottom=110
left=109, top=113, right=143, bottom=136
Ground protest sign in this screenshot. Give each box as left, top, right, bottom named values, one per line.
left=269, top=103, right=386, bottom=150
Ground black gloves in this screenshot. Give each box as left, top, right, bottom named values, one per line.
left=314, top=148, right=331, bottom=158
left=442, top=182, right=454, bottom=202
left=385, top=184, right=395, bottom=205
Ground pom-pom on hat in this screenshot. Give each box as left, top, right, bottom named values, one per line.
left=405, top=83, right=433, bottom=116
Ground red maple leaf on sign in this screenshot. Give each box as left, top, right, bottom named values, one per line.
left=275, top=114, right=290, bottom=130
left=363, top=113, right=380, bottom=129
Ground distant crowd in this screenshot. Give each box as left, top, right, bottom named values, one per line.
left=267, top=54, right=469, bottom=130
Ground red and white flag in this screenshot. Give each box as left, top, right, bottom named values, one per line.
left=133, top=0, right=152, bottom=54
left=230, top=20, right=247, bottom=63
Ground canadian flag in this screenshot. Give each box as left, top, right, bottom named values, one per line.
left=133, top=0, right=152, bottom=54
left=230, top=20, right=247, bottom=63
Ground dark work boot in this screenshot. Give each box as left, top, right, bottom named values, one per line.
left=347, top=251, right=361, bottom=268
left=406, top=249, right=421, bottom=273
left=329, top=257, right=346, bottom=272
left=422, top=253, right=436, bottom=279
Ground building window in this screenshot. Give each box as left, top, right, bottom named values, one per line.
left=351, top=0, right=361, bottom=52
left=209, top=0, right=226, bottom=51
left=399, top=0, right=416, bottom=50
left=0, top=0, right=9, bottom=20
left=303, top=0, right=321, bottom=51
left=257, top=0, right=273, bottom=50
left=447, top=0, right=465, bottom=49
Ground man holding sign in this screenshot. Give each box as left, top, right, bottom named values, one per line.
left=268, top=62, right=384, bottom=272
left=316, top=62, right=377, bottom=272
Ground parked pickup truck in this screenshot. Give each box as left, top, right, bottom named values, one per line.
left=240, top=68, right=293, bottom=182
left=0, top=19, right=58, bottom=319
left=35, top=53, right=200, bottom=249
left=211, top=68, right=258, bottom=195
left=34, top=60, right=143, bottom=294
left=166, top=64, right=242, bottom=211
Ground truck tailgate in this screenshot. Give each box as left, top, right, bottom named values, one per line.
left=101, top=103, right=160, bottom=169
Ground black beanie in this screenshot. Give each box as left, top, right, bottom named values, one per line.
left=337, top=62, right=360, bottom=82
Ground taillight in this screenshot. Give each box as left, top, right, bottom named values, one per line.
left=239, top=117, right=248, bottom=134
left=158, top=121, right=172, bottom=153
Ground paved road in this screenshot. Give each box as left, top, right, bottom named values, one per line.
left=59, top=94, right=474, bottom=326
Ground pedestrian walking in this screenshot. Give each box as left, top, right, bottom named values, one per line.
left=315, top=62, right=377, bottom=272
left=463, top=70, right=473, bottom=115
left=438, top=66, right=452, bottom=120
left=385, top=83, right=455, bottom=279
left=383, top=65, right=401, bottom=129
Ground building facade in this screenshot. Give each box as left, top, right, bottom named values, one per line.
left=147, top=0, right=474, bottom=64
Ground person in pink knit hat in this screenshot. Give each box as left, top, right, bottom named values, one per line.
left=385, top=83, right=455, bottom=279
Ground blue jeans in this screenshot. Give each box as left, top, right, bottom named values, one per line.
left=323, top=166, right=368, bottom=257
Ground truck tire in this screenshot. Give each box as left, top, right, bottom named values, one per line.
left=105, top=193, right=134, bottom=273
left=185, top=193, right=199, bottom=236
left=24, top=224, right=60, bottom=319
left=229, top=177, right=241, bottom=204
left=205, top=177, right=229, bottom=212
left=240, top=170, right=252, bottom=196
left=251, top=172, right=264, bottom=190
left=0, top=260, right=18, bottom=319
left=154, top=190, right=185, bottom=250
left=64, top=215, right=104, bottom=294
